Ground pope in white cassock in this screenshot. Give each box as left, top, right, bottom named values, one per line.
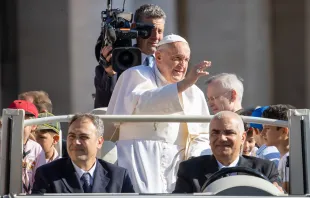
left=106, top=34, right=212, bottom=193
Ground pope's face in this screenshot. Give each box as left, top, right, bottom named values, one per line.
left=155, top=42, right=191, bottom=83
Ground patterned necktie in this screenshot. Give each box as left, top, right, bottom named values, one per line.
left=81, top=173, right=92, bottom=193
left=143, top=55, right=154, bottom=67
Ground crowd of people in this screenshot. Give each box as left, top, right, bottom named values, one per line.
left=0, top=3, right=294, bottom=196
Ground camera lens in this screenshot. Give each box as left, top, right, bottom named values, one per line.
left=112, top=47, right=141, bottom=73
left=119, top=50, right=134, bottom=66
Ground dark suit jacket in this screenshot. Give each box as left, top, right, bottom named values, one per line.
left=173, top=155, right=280, bottom=193
left=32, top=158, right=135, bottom=194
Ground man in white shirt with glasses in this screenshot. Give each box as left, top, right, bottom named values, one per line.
left=205, top=73, right=244, bottom=114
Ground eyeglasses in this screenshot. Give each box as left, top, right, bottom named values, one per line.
left=206, top=91, right=230, bottom=102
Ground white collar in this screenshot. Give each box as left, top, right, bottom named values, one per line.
left=153, top=64, right=168, bottom=86
left=141, top=53, right=148, bottom=62
left=216, top=156, right=240, bottom=169
left=71, top=160, right=97, bottom=179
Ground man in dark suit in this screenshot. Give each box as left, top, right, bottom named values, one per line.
left=173, top=111, right=281, bottom=193
left=32, top=113, right=135, bottom=193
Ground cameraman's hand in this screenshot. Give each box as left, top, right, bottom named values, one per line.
left=101, top=46, right=116, bottom=76
left=177, top=60, right=211, bottom=93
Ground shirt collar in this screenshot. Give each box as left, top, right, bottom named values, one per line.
left=154, top=64, right=168, bottom=86
left=141, top=53, right=148, bottom=62
left=142, top=52, right=155, bottom=61
left=46, top=148, right=60, bottom=163
left=216, top=156, right=240, bottom=169
left=71, top=160, right=97, bottom=179
left=256, top=144, right=267, bottom=155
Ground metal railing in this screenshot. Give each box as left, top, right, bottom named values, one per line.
left=0, top=109, right=309, bottom=196
left=23, top=114, right=288, bottom=126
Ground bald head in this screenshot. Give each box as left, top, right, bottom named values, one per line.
left=209, top=111, right=246, bottom=165
left=211, top=111, right=245, bottom=134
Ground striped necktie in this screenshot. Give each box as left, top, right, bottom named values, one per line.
left=81, top=173, right=92, bottom=193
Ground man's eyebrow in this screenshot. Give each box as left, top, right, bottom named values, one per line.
left=68, top=132, right=90, bottom=136
left=171, top=54, right=187, bottom=59
left=172, top=54, right=185, bottom=57
left=79, top=133, right=90, bottom=136
left=224, top=129, right=237, bottom=133
left=211, top=129, right=220, bottom=133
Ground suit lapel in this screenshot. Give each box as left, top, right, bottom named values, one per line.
left=195, top=155, right=220, bottom=192
left=236, top=156, right=252, bottom=175
left=204, top=155, right=220, bottom=179
left=91, top=160, right=110, bottom=193
left=61, top=159, right=84, bottom=193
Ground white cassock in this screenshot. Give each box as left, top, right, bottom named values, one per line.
left=106, top=64, right=211, bottom=193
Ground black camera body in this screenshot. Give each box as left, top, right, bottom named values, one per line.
left=99, top=2, right=154, bottom=73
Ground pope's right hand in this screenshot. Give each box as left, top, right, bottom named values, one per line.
left=101, top=46, right=116, bottom=76
left=178, top=60, right=211, bottom=93
left=185, top=60, right=211, bottom=85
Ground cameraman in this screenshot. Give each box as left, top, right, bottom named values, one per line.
left=94, top=4, right=166, bottom=108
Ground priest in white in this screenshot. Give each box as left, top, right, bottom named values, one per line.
left=106, top=34, right=212, bottom=193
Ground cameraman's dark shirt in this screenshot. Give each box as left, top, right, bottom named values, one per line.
left=94, top=65, right=113, bottom=108
left=94, top=53, right=154, bottom=108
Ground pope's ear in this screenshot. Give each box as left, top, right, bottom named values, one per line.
left=231, top=89, right=237, bottom=102
left=155, top=51, right=161, bottom=61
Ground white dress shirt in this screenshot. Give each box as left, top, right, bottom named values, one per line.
left=217, top=157, right=240, bottom=169
left=72, top=160, right=97, bottom=186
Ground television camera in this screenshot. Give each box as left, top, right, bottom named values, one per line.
left=97, top=0, right=154, bottom=73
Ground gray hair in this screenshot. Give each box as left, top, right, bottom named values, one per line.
left=212, top=111, right=245, bottom=135
left=206, top=73, right=244, bottom=102
left=69, top=113, right=104, bottom=137
left=134, top=4, right=166, bottom=23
